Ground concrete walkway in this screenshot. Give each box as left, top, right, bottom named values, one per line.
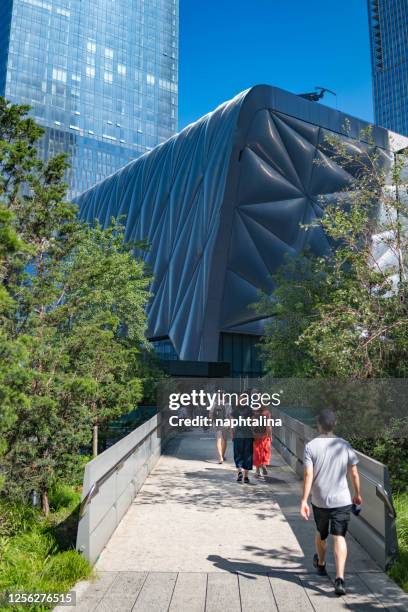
left=66, top=431, right=408, bottom=611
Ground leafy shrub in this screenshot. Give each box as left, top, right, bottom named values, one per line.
left=0, top=486, right=91, bottom=610
left=0, top=499, right=39, bottom=538
left=349, top=418, right=408, bottom=492
left=388, top=491, right=408, bottom=593
left=48, top=484, right=81, bottom=513
left=42, top=550, right=90, bottom=586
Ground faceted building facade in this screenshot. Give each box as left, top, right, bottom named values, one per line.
left=367, top=0, right=408, bottom=136
left=0, top=0, right=178, bottom=197
left=76, top=85, right=407, bottom=376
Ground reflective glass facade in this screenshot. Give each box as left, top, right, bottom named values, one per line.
left=0, top=0, right=178, bottom=196
left=218, top=333, right=263, bottom=378
left=152, top=334, right=263, bottom=378
left=368, top=0, right=408, bottom=136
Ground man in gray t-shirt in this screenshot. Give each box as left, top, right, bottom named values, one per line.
left=300, top=409, right=362, bottom=597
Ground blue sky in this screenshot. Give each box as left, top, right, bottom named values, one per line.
left=178, top=0, right=374, bottom=129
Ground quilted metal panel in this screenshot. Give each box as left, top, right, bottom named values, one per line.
left=77, top=90, right=247, bottom=360
left=76, top=85, right=407, bottom=362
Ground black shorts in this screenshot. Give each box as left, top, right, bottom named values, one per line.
left=312, top=504, right=352, bottom=540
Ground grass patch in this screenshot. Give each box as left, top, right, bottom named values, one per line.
left=388, top=491, right=408, bottom=593
left=48, top=483, right=81, bottom=514
left=0, top=486, right=92, bottom=611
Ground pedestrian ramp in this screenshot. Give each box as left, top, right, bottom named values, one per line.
left=60, top=429, right=408, bottom=611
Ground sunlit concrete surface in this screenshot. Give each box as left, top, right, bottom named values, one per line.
left=60, top=432, right=408, bottom=611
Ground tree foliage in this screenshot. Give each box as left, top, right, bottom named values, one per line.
left=258, top=126, right=408, bottom=379
left=0, top=98, right=153, bottom=512
left=257, top=127, right=408, bottom=486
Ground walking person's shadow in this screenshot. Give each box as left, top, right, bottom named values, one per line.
left=207, top=554, right=343, bottom=599
left=207, top=552, right=306, bottom=581
left=207, top=554, right=271, bottom=578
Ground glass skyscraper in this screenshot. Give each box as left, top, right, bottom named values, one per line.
left=0, top=0, right=178, bottom=196
left=367, top=0, right=408, bottom=136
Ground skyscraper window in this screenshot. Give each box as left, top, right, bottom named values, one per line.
left=0, top=0, right=179, bottom=197
left=368, top=0, right=408, bottom=136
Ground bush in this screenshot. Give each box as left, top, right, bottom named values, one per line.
left=388, top=491, right=408, bottom=593
left=48, top=484, right=81, bottom=513
left=0, top=500, right=38, bottom=539
left=0, top=485, right=91, bottom=611
left=349, top=418, right=408, bottom=492
left=43, top=550, right=90, bottom=586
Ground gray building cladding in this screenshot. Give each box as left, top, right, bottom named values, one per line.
left=367, top=0, right=408, bottom=136
left=0, top=0, right=179, bottom=197
left=76, top=85, right=407, bottom=369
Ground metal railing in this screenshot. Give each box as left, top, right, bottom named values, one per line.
left=78, top=424, right=160, bottom=519
left=76, top=404, right=398, bottom=570
left=76, top=414, right=166, bottom=564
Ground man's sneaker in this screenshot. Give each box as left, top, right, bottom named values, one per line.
left=313, top=553, right=327, bottom=576
left=237, top=470, right=243, bottom=482
left=334, top=578, right=346, bottom=596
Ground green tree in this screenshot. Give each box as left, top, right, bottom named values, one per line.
left=298, top=131, right=408, bottom=378
left=58, top=221, right=151, bottom=456
left=257, top=127, right=408, bottom=485
left=0, top=99, right=42, bottom=489
left=0, top=205, right=30, bottom=486
left=256, top=252, right=325, bottom=376
left=0, top=98, right=152, bottom=513
left=258, top=127, right=408, bottom=379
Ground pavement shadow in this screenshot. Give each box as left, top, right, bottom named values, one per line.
left=207, top=553, right=307, bottom=579
left=206, top=554, right=386, bottom=608
left=207, top=553, right=338, bottom=600
left=148, top=432, right=381, bottom=574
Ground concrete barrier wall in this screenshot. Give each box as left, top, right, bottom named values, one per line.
left=272, top=407, right=398, bottom=570
left=76, top=414, right=162, bottom=564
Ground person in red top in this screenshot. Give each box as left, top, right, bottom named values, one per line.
left=252, top=393, right=272, bottom=478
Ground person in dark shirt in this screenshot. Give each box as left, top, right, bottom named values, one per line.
left=231, top=392, right=254, bottom=483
